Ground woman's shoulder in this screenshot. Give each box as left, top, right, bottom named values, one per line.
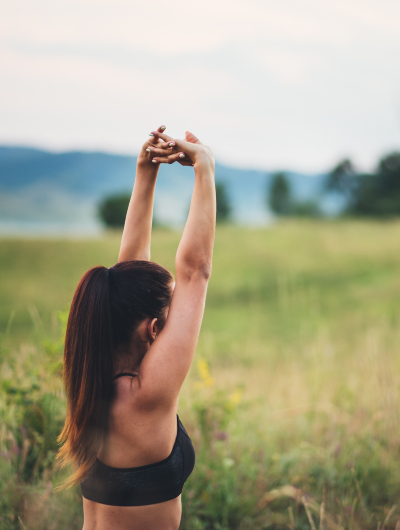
left=111, top=372, right=177, bottom=418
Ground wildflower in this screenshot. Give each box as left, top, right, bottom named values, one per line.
left=229, top=389, right=242, bottom=406
left=197, top=358, right=214, bottom=387
left=223, top=457, right=234, bottom=468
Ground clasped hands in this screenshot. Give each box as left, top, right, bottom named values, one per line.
left=140, top=126, right=214, bottom=169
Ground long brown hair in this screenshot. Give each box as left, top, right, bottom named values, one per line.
left=56, top=260, right=174, bottom=487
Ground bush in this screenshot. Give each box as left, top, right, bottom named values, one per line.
left=216, top=182, right=232, bottom=223
left=292, top=200, right=322, bottom=218
left=98, top=193, right=131, bottom=228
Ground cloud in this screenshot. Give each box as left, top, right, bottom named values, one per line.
left=3, top=0, right=400, bottom=52
left=0, top=0, right=399, bottom=171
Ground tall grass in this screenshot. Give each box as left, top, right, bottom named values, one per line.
left=1, top=220, right=400, bottom=529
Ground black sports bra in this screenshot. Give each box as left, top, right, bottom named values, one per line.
left=80, top=373, right=195, bottom=507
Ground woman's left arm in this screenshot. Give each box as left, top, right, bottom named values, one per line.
left=118, top=125, right=167, bottom=262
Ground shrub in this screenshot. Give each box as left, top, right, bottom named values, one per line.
left=98, top=193, right=131, bottom=228
left=216, top=182, right=232, bottom=223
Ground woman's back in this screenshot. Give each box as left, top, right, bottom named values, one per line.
left=83, top=494, right=181, bottom=530
left=99, top=375, right=178, bottom=470
left=82, top=376, right=188, bottom=530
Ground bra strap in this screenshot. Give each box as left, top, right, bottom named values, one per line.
left=113, top=372, right=137, bottom=381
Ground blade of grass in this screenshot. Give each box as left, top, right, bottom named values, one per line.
left=288, top=506, right=295, bottom=530
left=381, top=505, right=397, bottom=530
left=302, top=496, right=317, bottom=530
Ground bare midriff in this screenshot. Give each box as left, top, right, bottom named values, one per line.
left=82, top=495, right=182, bottom=530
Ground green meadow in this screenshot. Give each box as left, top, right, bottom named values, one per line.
left=1, top=220, right=400, bottom=529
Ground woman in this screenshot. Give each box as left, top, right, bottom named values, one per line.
left=56, top=126, right=216, bottom=530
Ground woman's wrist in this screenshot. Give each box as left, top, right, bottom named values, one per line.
left=137, top=153, right=159, bottom=174
left=193, top=148, right=215, bottom=172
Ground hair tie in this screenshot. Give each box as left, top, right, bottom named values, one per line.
left=108, top=267, right=115, bottom=283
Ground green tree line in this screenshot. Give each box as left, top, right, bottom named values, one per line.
left=326, top=152, right=400, bottom=216
left=98, top=151, right=400, bottom=227
left=98, top=181, right=232, bottom=228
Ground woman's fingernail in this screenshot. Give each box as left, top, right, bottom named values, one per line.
left=179, top=153, right=185, bottom=158
left=152, top=159, right=157, bottom=163
left=146, top=148, right=151, bottom=152
left=149, top=133, right=154, bottom=137
left=169, top=142, right=175, bottom=147
left=161, top=126, right=166, bottom=130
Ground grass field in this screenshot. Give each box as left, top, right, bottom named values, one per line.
left=1, top=220, right=400, bottom=529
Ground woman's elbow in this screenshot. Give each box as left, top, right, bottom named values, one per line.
left=198, top=263, right=212, bottom=281
left=176, top=261, right=212, bottom=282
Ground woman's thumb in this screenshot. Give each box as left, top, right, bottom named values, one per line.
left=185, top=131, right=201, bottom=144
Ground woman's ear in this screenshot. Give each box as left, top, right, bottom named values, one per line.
left=147, top=318, right=158, bottom=343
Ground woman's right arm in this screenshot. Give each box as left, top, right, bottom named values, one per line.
left=138, top=133, right=216, bottom=407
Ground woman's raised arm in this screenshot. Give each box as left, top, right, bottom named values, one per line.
left=138, top=132, right=216, bottom=407
left=118, top=125, right=166, bottom=262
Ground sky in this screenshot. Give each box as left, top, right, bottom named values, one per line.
left=1, top=0, right=400, bottom=172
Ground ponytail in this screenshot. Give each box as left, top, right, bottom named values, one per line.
left=56, top=266, right=114, bottom=487
left=56, top=261, right=174, bottom=487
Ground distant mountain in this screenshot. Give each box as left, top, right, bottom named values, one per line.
left=0, top=146, right=333, bottom=234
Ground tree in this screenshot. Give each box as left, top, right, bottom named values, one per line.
left=325, top=158, right=358, bottom=213
left=269, top=172, right=292, bottom=215
left=351, top=152, right=400, bottom=216
left=215, top=182, right=231, bottom=223
left=326, top=158, right=357, bottom=195
left=98, top=193, right=131, bottom=227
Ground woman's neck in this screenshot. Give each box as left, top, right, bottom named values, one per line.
left=113, top=339, right=149, bottom=376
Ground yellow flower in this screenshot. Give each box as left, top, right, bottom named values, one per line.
left=201, top=491, right=209, bottom=502
left=198, top=358, right=211, bottom=381
left=194, top=359, right=215, bottom=388
left=204, top=376, right=215, bottom=387
left=229, top=389, right=242, bottom=406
